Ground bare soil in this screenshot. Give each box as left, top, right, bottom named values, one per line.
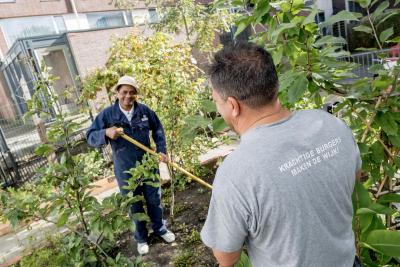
left=116, top=182, right=217, bottom=267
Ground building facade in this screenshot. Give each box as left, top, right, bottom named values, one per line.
left=0, top=0, right=157, bottom=120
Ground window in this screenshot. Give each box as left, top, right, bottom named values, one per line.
left=131, top=9, right=148, bottom=25
left=316, top=11, right=325, bottom=24
left=0, top=16, right=59, bottom=46
left=348, top=0, right=362, bottom=13
left=86, top=11, right=126, bottom=29
left=149, top=9, right=159, bottom=23
left=130, top=9, right=159, bottom=25
left=124, top=10, right=133, bottom=26
left=54, top=16, right=67, bottom=32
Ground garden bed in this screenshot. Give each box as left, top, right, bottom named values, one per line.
left=115, top=181, right=216, bottom=266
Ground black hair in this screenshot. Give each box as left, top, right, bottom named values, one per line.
left=209, top=42, right=279, bottom=107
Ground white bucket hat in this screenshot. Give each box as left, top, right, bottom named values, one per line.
left=114, top=75, right=139, bottom=92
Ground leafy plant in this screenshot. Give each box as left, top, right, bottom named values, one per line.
left=74, top=150, right=112, bottom=180
left=19, top=235, right=71, bottom=267
left=112, top=0, right=236, bottom=54
left=81, top=33, right=226, bottom=192
left=223, top=0, right=400, bottom=265
left=172, top=249, right=198, bottom=267
left=0, top=66, right=143, bottom=266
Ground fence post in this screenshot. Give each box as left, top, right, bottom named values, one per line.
left=0, top=126, right=21, bottom=184
left=32, top=114, right=48, bottom=143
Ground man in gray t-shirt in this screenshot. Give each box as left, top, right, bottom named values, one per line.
left=200, top=42, right=361, bottom=267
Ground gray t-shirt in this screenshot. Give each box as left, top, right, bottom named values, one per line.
left=201, top=110, right=361, bottom=267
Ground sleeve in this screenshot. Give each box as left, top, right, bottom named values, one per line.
left=86, top=111, right=109, bottom=148
left=148, top=108, right=167, bottom=154
left=200, top=174, right=249, bottom=253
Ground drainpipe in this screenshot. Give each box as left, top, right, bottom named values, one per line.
left=0, top=26, right=6, bottom=60
left=69, top=0, right=81, bottom=29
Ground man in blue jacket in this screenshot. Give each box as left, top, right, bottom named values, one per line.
left=86, top=75, right=175, bottom=255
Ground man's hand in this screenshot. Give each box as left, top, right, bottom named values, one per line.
left=159, top=153, right=169, bottom=163
left=105, top=126, right=123, bottom=140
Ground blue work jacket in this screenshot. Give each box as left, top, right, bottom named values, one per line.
left=86, top=100, right=167, bottom=181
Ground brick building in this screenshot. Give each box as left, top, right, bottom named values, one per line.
left=0, top=0, right=158, bottom=120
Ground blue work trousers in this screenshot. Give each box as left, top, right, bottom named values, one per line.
left=119, top=179, right=167, bottom=243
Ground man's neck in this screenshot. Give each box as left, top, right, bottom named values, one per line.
left=237, top=102, right=291, bottom=135
left=119, top=102, right=133, bottom=112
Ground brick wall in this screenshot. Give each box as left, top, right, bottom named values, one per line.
left=67, top=26, right=143, bottom=110
left=0, top=0, right=150, bottom=19
left=67, top=26, right=135, bottom=77
left=75, top=0, right=147, bottom=13
left=0, top=72, right=16, bottom=120
left=0, top=0, right=69, bottom=19
left=0, top=26, right=8, bottom=58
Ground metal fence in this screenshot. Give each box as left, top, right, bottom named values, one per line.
left=339, top=47, right=400, bottom=78
left=0, top=101, right=112, bottom=188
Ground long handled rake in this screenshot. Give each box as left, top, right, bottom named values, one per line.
left=116, top=128, right=213, bottom=190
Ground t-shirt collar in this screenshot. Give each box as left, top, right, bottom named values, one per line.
left=119, top=103, right=134, bottom=121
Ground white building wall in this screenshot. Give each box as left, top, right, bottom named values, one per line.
left=316, top=0, right=333, bottom=17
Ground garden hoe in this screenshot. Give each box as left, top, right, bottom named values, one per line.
left=116, top=128, right=213, bottom=190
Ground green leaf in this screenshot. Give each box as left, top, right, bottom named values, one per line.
left=365, top=230, right=400, bottom=257
left=184, top=115, right=210, bottom=130
left=353, top=181, right=372, bottom=209
left=181, top=115, right=211, bottom=143
left=234, top=252, right=251, bottom=267
left=379, top=27, right=394, bottom=43
left=353, top=25, right=373, bottom=34
left=376, top=112, right=398, bottom=136
left=35, top=144, right=54, bottom=156
left=301, top=8, right=318, bottom=26
left=314, top=36, right=347, bottom=47
left=376, top=9, right=400, bottom=28
left=320, top=11, right=361, bottom=28
left=271, top=23, right=298, bottom=43
left=212, top=117, right=228, bottom=132
left=86, top=255, right=97, bottom=263
left=279, top=70, right=298, bottom=91
left=57, top=211, right=70, bottom=227
left=235, top=17, right=251, bottom=37
left=387, top=37, right=400, bottom=43
left=377, top=193, right=400, bottom=204
left=272, top=46, right=283, bottom=65
left=132, top=212, right=150, bottom=222
left=357, top=0, right=371, bottom=8
left=200, top=100, right=216, bottom=113
left=287, top=75, right=308, bottom=103
left=357, top=203, right=396, bottom=215
left=116, top=252, right=121, bottom=262
left=370, top=141, right=385, bottom=164
left=106, top=257, right=115, bottom=265
left=358, top=143, right=369, bottom=154
left=388, top=135, right=400, bottom=149
left=254, top=0, right=270, bottom=23
left=394, top=156, right=400, bottom=167
left=372, top=1, right=389, bottom=20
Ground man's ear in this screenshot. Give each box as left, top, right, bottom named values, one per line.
left=227, top=96, right=240, bottom=117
